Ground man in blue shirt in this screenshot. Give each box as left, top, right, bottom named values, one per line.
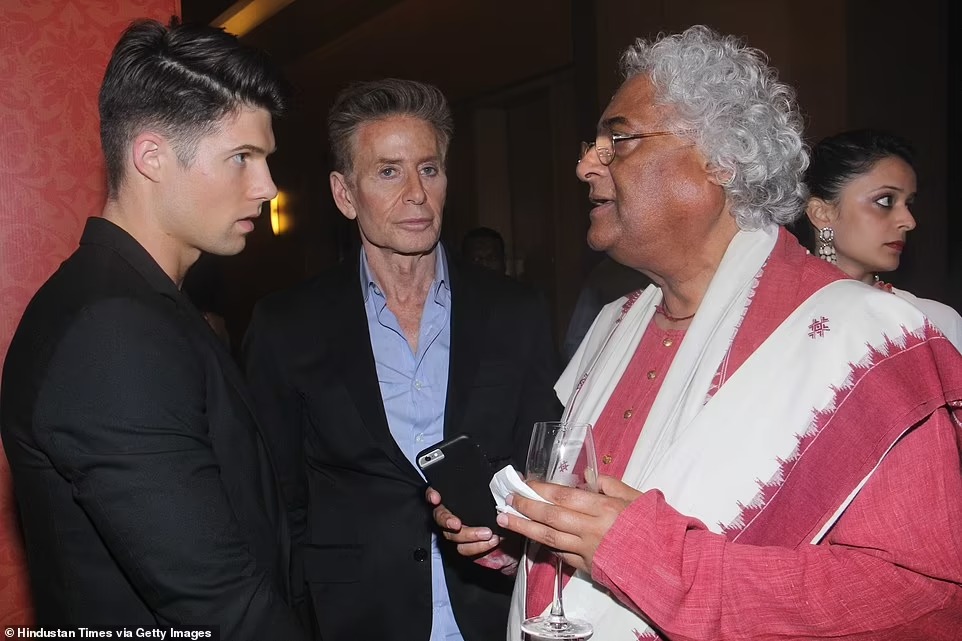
left=243, top=78, right=561, bottom=641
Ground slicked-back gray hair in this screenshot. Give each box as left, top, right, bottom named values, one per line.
left=327, top=78, right=453, bottom=175
left=620, top=25, right=808, bottom=229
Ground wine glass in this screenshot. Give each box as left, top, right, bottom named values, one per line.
left=521, top=420, right=597, bottom=640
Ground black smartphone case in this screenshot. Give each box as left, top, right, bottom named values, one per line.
left=417, top=434, right=503, bottom=533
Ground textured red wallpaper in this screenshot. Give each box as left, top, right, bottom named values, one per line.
left=0, top=0, right=180, bottom=624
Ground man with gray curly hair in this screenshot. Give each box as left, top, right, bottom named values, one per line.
left=436, top=25, right=962, bottom=639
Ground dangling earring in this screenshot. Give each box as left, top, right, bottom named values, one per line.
left=817, top=227, right=836, bottom=264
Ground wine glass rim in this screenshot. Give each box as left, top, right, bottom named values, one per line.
left=534, top=420, right=592, bottom=428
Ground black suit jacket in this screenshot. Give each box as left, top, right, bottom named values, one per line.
left=242, top=250, right=561, bottom=641
left=0, top=218, right=305, bottom=639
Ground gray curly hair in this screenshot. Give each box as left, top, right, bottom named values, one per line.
left=620, top=25, right=808, bottom=229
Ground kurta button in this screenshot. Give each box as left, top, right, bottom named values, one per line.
left=602, top=454, right=613, bottom=465
left=413, top=547, right=428, bottom=562
left=662, top=337, right=673, bottom=347
left=647, top=370, right=657, bottom=380
left=623, top=409, right=633, bottom=419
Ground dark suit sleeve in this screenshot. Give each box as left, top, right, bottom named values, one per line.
left=241, top=302, right=311, bottom=621
left=33, top=300, right=305, bottom=640
left=512, top=292, right=564, bottom=468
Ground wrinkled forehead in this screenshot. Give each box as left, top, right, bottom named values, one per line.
left=341, top=118, right=441, bottom=183
left=351, top=115, right=444, bottom=155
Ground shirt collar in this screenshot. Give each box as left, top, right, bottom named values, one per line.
left=81, top=216, right=184, bottom=303
left=359, top=244, right=450, bottom=303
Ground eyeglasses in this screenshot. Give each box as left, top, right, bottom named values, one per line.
left=579, top=129, right=695, bottom=166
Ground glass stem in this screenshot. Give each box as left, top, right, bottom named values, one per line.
left=547, top=554, right=568, bottom=628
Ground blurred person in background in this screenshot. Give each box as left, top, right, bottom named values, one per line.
left=461, top=226, right=508, bottom=275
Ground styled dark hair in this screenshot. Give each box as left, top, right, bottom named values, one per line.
left=99, top=18, right=289, bottom=197
left=805, top=128, right=916, bottom=203
left=327, top=78, right=453, bottom=175
left=794, top=128, right=916, bottom=249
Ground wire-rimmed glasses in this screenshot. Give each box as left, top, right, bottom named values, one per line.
left=579, top=129, right=695, bottom=166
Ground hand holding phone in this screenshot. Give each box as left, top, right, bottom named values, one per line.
left=417, top=434, right=502, bottom=533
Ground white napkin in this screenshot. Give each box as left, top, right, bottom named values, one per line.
left=489, top=464, right=552, bottom=519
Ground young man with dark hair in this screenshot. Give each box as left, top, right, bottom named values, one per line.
left=1, top=19, right=306, bottom=639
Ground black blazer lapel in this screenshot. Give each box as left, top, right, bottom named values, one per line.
left=444, top=262, right=485, bottom=438
left=177, top=297, right=295, bottom=597
left=329, top=261, right=422, bottom=480
left=179, top=297, right=265, bottom=438
left=89, top=217, right=274, bottom=461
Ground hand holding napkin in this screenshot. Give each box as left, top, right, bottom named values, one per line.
left=489, top=464, right=552, bottom=519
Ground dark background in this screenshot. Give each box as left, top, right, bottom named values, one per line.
left=181, top=0, right=956, bottom=352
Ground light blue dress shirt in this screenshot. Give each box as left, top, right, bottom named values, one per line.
left=360, top=247, right=464, bottom=641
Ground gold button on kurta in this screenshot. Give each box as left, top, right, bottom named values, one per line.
left=662, top=337, right=673, bottom=347
left=647, top=370, right=657, bottom=380
left=623, top=409, right=633, bottom=419
left=602, top=454, right=613, bottom=465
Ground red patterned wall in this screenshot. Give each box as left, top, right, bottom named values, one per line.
left=0, top=0, right=180, bottom=624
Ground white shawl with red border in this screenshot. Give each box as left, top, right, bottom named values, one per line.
left=507, top=225, right=950, bottom=640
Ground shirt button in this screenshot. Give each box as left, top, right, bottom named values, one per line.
left=623, top=409, right=633, bottom=419
left=415, top=433, right=424, bottom=443
left=413, top=547, right=428, bottom=562
left=662, top=337, right=673, bottom=347
left=647, top=370, right=657, bottom=380
left=414, top=380, right=423, bottom=390
left=602, top=454, right=613, bottom=465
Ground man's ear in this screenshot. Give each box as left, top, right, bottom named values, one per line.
left=806, top=197, right=837, bottom=227
left=330, top=171, right=357, bottom=220
left=130, top=132, right=168, bottom=183
left=704, top=161, right=735, bottom=187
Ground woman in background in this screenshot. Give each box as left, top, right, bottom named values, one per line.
left=801, top=128, right=962, bottom=348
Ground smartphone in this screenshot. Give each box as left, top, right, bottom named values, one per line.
left=417, top=434, right=503, bottom=533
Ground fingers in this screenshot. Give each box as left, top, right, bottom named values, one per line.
left=427, top=487, right=461, bottom=532
left=496, top=483, right=635, bottom=575
left=442, top=524, right=498, bottom=544
left=495, top=510, right=588, bottom=573
left=432, top=502, right=462, bottom=531
left=526, top=480, right=610, bottom=515
left=427, top=486, right=507, bottom=560
left=597, top=475, right=643, bottom=502
left=524, top=480, right=638, bottom=519
left=456, top=537, right=501, bottom=557
left=497, top=497, right=585, bottom=549
left=444, top=523, right=502, bottom=557
left=434, top=506, right=498, bottom=547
